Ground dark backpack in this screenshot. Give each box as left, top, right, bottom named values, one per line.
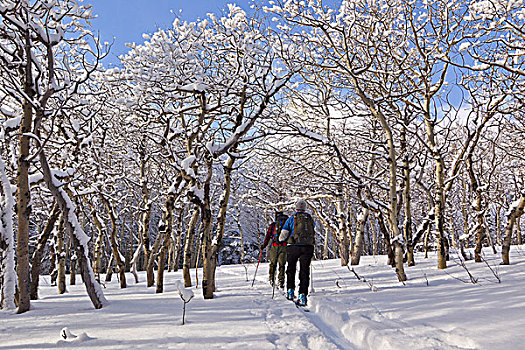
left=272, top=215, right=288, bottom=242
left=289, top=212, right=315, bottom=245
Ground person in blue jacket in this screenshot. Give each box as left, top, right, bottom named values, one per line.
left=279, top=199, right=315, bottom=306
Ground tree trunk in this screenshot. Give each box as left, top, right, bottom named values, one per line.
left=101, top=195, right=126, bottom=288
left=171, top=209, right=184, bottom=272
left=236, top=216, right=245, bottom=263
left=401, top=124, right=414, bottom=267
left=0, top=157, right=16, bottom=310
left=424, top=221, right=431, bottom=259
left=57, top=215, right=67, bottom=295
left=91, top=210, right=104, bottom=283
left=370, top=216, right=378, bottom=256
left=496, top=204, right=502, bottom=246
left=145, top=226, right=164, bottom=287
left=474, top=193, right=484, bottom=263
left=183, top=208, right=200, bottom=287
left=39, top=149, right=106, bottom=309
left=70, top=253, right=77, bottom=286
left=351, top=158, right=375, bottom=265
left=501, top=193, right=525, bottom=265
left=208, top=155, right=236, bottom=293
left=142, top=200, right=154, bottom=287
left=105, top=253, right=114, bottom=282
left=156, top=234, right=171, bottom=294
left=422, top=98, right=448, bottom=269
left=335, top=186, right=349, bottom=266
left=462, top=179, right=469, bottom=248
left=201, top=208, right=213, bottom=299
left=15, top=29, right=35, bottom=314
left=351, top=208, right=369, bottom=265
left=201, top=156, right=214, bottom=299
left=130, top=242, right=142, bottom=283
left=352, top=79, right=406, bottom=280
left=156, top=191, right=176, bottom=293
left=467, top=153, right=486, bottom=263
left=138, top=136, right=153, bottom=285
left=517, top=217, right=522, bottom=245
left=30, top=204, right=60, bottom=300
left=433, top=158, right=447, bottom=268
left=126, top=218, right=133, bottom=272
left=376, top=212, right=395, bottom=267
left=323, top=227, right=330, bottom=260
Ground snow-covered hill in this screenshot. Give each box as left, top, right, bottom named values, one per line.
left=1, top=246, right=523, bottom=349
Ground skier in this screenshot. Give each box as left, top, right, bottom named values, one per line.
left=279, top=199, right=315, bottom=307
left=262, top=211, right=289, bottom=289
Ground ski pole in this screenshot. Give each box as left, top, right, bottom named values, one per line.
left=251, top=248, right=264, bottom=287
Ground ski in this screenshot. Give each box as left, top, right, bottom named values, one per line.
left=295, top=302, right=310, bottom=312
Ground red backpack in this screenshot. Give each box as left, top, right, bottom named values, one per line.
left=272, top=215, right=288, bottom=245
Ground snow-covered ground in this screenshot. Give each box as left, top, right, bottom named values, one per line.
left=2, top=246, right=524, bottom=349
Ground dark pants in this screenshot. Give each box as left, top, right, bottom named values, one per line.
left=269, top=245, right=287, bottom=286
left=286, top=245, right=314, bottom=295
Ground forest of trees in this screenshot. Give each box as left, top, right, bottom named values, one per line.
left=1, top=0, right=524, bottom=314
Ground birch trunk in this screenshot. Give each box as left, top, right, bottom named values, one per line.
left=501, top=193, right=525, bottom=265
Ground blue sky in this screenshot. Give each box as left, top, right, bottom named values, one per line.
left=87, top=0, right=253, bottom=66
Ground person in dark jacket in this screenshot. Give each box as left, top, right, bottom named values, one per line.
left=279, top=199, right=315, bottom=306
left=262, top=211, right=288, bottom=289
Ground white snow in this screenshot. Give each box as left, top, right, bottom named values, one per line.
left=180, top=82, right=208, bottom=92
left=175, top=280, right=195, bottom=302
left=2, top=116, right=21, bottom=129
left=181, top=155, right=196, bottom=178
left=1, top=246, right=524, bottom=349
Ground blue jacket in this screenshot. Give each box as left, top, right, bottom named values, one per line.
left=279, top=211, right=315, bottom=245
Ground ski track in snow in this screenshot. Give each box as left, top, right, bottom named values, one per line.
left=4, top=247, right=525, bottom=349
